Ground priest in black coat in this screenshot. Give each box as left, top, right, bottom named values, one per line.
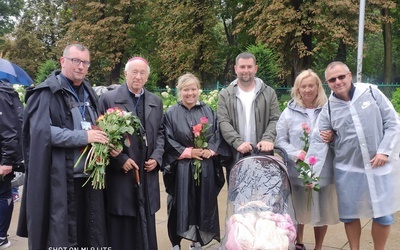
left=99, top=57, right=164, bottom=250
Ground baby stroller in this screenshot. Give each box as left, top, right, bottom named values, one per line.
left=220, top=147, right=296, bottom=250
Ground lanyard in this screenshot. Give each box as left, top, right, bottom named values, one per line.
left=61, top=74, right=88, bottom=121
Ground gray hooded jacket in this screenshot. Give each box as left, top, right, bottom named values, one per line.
left=217, top=77, right=280, bottom=156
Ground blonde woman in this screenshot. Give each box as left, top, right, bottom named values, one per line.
left=162, top=73, right=230, bottom=250
left=276, top=69, right=339, bottom=250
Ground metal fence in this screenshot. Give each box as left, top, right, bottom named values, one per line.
left=156, top=83, right=400, bottom=100
left=276, top=84, right=400, bottom=99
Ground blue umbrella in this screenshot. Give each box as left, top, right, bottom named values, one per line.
left=0, top=58, right=34, bottom=86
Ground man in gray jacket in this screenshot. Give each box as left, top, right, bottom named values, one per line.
left=217, top=52, right=281, bottom=183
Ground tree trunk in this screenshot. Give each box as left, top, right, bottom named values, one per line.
left=382, top=8, right=393, bottom=83
left=335, top=41, right=347, bottom=62
left=109, top=62, right=122, bottom=86
left=291, top=0, right=313, bottom=78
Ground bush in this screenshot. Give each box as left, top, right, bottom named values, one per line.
left=391, top=87, right=400, bottom=113
left=36, top=60, right=58, bottom=85
left=246, top=44, right=280, bottom=87
left=159, top=87, right=219, bottom=111
left=13, top=84, right=26, bottom=104
left=278, top=94, right=291, bottom=111
left=159, top=86, right=178, bottom=111
left=200, top=89, right=219, bottom=111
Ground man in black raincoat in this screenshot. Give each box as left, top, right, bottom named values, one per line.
left=17, top=44, right=110, bottom=249
left=0, top=79, right=23, bottom=249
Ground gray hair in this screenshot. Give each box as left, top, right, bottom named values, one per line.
left=324, top=61, right=350, bottom=79
left=124, top=57, right=151, bottom=74
left=63, top=44, right=89, bottom=56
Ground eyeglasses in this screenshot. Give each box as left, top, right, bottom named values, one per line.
left=326, top=73, right=349, bottom=83
left=64, top=57, right=91, bottom=68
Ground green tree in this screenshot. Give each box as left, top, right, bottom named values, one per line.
left=216, top=0, right=256, bottom=83
left=0, top=0, right=23, bottom=47
left=235, top=0, right=394, bottom=85
left=246, top=44, right=279, bottom=87
left=2, top=0, right=70, bottom=79
left=60, top=0, right=143, bottom=86
left=152, top=0, right=225, bottom=86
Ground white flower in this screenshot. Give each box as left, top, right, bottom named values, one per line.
left=161, top=92, right=169, bottom=98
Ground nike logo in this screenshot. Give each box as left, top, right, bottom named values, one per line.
left=361, top=101, right=371, bottom=109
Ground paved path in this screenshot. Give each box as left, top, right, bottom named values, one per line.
left=7, top=173, right=400, bottom=249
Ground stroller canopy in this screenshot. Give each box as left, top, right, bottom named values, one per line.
left=222, top=151, right=296, bottom=250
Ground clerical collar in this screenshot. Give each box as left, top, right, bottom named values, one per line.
left=128, top=87, right=144, bottom=97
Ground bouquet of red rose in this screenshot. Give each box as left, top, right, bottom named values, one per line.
left=296, top=122, right=320, bottom=210
left=192, top=117, right=211, bottom=186
left=75, top=107, right=142, bottom=189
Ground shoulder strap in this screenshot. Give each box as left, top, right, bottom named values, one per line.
left=369, top=85, right=376, bottom=101
left=328, top=100, right=331, bottom=124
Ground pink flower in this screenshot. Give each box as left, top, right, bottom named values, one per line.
left=308, top=156, right=317, bottom=165
left=192, top=118, right=211, bottom=186
left=193, top=124, right=202, bottom=137
left=301, top=122, right=308, bottom=130
left=106, top=107, right=115, bottom=114
left=298, top=151, right=306, bottom=161
left=305, top=127, right=311, bottom=134
left=200, top=117, right=208, bottom=124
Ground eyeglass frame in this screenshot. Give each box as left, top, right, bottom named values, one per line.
left=326, top=72, right=350, bottom=84
left=64, top=57, right=91, bottom=68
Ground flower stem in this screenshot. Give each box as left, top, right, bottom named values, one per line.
left=74, top=145, right=89, bottom=169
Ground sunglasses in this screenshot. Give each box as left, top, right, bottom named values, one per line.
left=326, top=73, right=349, bottom=83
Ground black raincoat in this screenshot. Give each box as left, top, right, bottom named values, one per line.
left=163, top=101, right=230, bottom=245
left=17, top=71, right=107, bottom=249
left=0, top=82, right=23, bottom=166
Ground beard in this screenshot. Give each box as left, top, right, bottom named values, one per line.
left=238, top=74, right=255, bottom=85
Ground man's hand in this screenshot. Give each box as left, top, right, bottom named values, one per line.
left=237, top=142, right=253, bottom=154
left=109, top=144, right=121, bottom=157
left=144, top=158, right=157, bottom=172
left=87, top=130, right=109, bottom=144
left=257, top=141, right=274, bottom=152
left=320, top=130, right=334, bottom=143
left=370, top=153, right=388, bottom=168
left=0, top=165, right=12, bottom=176
left=122, top=158, right=139, bottom=173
